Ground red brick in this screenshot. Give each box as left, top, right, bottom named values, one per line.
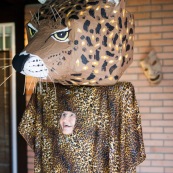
left=139, top=33, right=162, bottom=40
left=145, top=140, right=163, bottom=146
left=163, top=4, right=173, bottom=10
left=164, top=154, right=173, bottom=160
left=151, top=25, right=173, bottom=32
left=151, top=107, right=173, bottom=113
left=151, top=133, right=173, bottom=140
left=163, top=46, right=173, bottom=52
left=134, top=12, right=151, bottom=19
left=147, top=153, right=164, bottom=160
left=138, top=46, right=163, bottom=53
left=141, top=113, right=163, bottom=120
left=139, top=160, right=151, bottom=166
left=151, top=39, right=173, bottom=46
left=164, top=128, right=173, bottom=133
left=163, top=87, right=173, bottom=93
left=136, top=93, right=150, bottom=100
left=152, top=160, right=173, bottom=166
left=141, top=120, right=150, bottom=127
left=163, top=74, right=173, bottom=79
left=135, top=26, right=150, bottom=33
left=165, top=167, right=173, bottom=173
left=139, top=87, right=163, bottom=93
left=164, top=100, right=173, bottom=106
left=127, top=0, right=150, bottom=6
left=163, top=32, right=173, bottom=38
left=164, top=140, right=173, bottom=147
left=152, top=0, right=173, bottom=4
left=134, top=40, right=150, bottom=47
left=138, top=19, right=162, bottom=26
left=164, top=114, right=173, bottom=120
left=143, top=127, right=163, bottom=133
left=162, top=66, right=173, bottom=72
left=152, top=11, right=173, bottom=18
left=140, top=100, right=162, bottom=107
left=151, top=120, right=173, bottom=126
left=151, top=93, right=173, bottom=100
left=150, top=146, right=173, bottom=153
left=163, top=18, right=173, bottom=25
left=140, top=166, right=164, bottom=173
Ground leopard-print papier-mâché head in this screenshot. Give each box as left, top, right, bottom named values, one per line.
left=12, top=0, right=135, bottom=86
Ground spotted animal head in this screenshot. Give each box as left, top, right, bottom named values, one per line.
left=12, top=0, right=135, bottom=86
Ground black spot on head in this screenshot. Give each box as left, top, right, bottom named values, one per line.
left=109, top=64, right=117, bottom=75
left=106, top=51, right=114, bottom=57
left=71, top=73, right=82, bottom=76
left=105, top=23, right=115, bottom=31
left=82, top=47, right=87, bottom=52
left=74, top=40, right=78, bottom=45
left=81, top=54, right=89, bottom=64
left=114, top=75, right=119, bottom=80
left=86, top=36, right=93, bottom=46
left=76, top=5, right=82, bottom=10
left=122, top=35, right=126, bottom=43
left=90, top=29, right=94, bottom=34
left=129, top=28, right=133, bottom=34
left=95, top=23, right=101, bottom=34
left=112, top=33, right=118, bottom=45
left=102, top=35, right=107, bottom=47
left=80, top=35, right=85, bottom=40
left=126, top=44, right=130, bottom=51
left=87, top=73, right=95, bottom=80
left=101, top=8, right=108, bottom=19
left=61, top=18, right=66, bottom=27
left=89, top=9, right=95, bottom=18
left=87, top=1, right=99, bottom=5
left=96, top=37, right=99, bottom=42
left=69, top=15, right=79, bottom=20
left=68, top=50, right=72, bottom=55
left=101, top=60, right=108, bottom=71
left=94, top=50, right=100, bottom=61
left=64, top=7, right=72, bottom=14
left=118, top=17, right=122, bottom=28
left=89, top=55, right=93, bottom=59
left=124, top=17, right=128, bottom=28
left=78, top=0, right=85, bottom=3
left=83, top=20, right=90, bottom=32
left=121, top=56, right=125, bottom=67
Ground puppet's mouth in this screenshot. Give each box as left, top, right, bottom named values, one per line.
left=150, top=74, right=161, bottom=81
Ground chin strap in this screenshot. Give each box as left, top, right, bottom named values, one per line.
left=38, top=0, right=47, bottom=4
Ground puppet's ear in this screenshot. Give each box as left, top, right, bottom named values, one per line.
left=38, top=0, right=46, bottom=4
left=108, top=0, right=120, bottom=5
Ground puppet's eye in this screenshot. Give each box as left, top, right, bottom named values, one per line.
left=51, top=28, right=71, bottom=42
left=27, top=23, right=38, bottom=38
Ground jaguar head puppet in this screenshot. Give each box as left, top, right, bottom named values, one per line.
left=12, top=0, right=135, bottom=86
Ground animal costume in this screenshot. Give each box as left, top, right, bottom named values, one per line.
left=12, top=0, right=146, bottom=172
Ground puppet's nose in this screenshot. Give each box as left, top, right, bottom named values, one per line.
left=12, top=53, right=30, bottom=73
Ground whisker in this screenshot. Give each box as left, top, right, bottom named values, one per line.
left=54, top=7, right=62, bottom=25
left=28, top=77, right=34, bottom=91
left=0, top=65, right=12, bottom=69
left=50, top=5, right=57, bottom=21
left=30, top=11, right=37, bottom=24
left=46, top=64, right=60, bottom=79
left=0, top=73, right=13, bottom=87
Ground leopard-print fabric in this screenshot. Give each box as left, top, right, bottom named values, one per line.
left=19, top=82, right=146, bottom=173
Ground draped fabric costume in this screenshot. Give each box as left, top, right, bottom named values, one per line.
left=19, top=82, right=146, bottom=173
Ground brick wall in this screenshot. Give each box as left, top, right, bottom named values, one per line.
left=24, top=0, right=173, bottom=172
